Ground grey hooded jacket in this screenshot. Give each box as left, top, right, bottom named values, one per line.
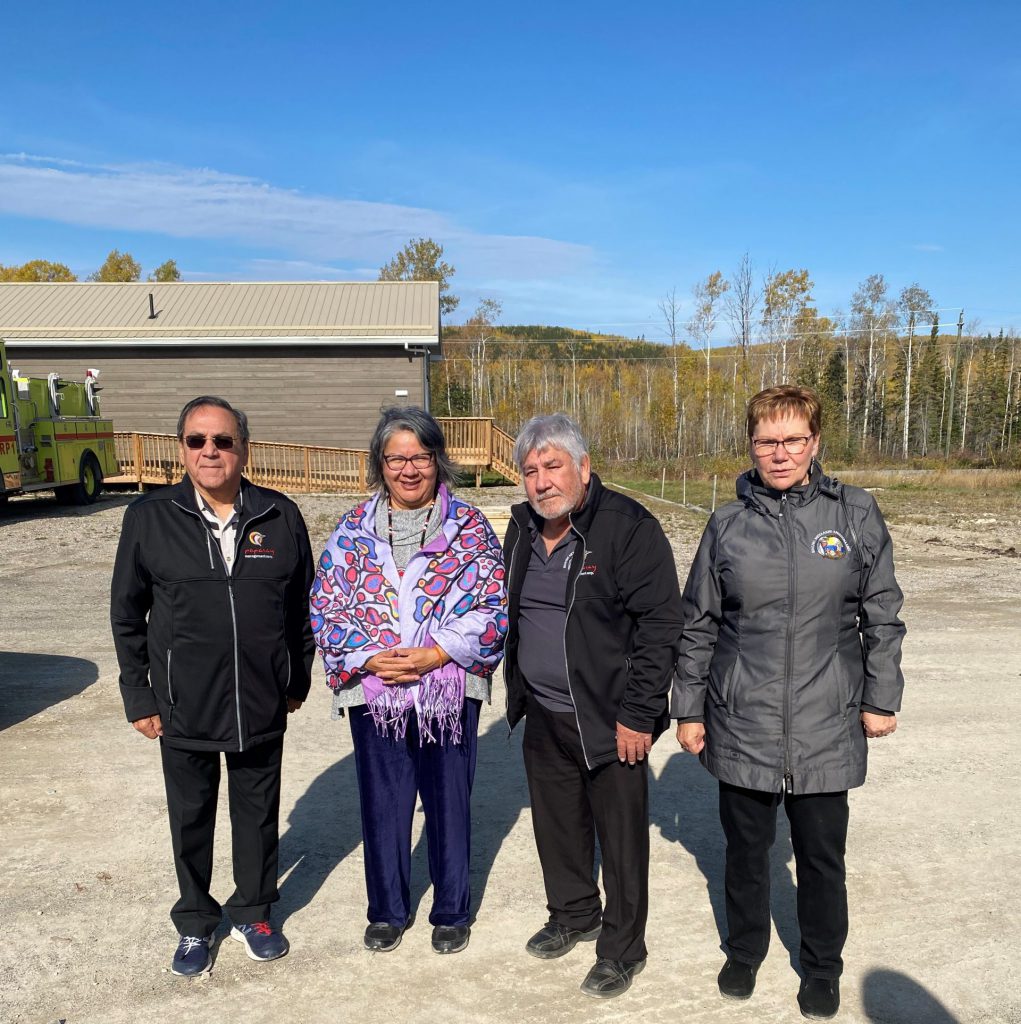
left=671, top=466, right=905, bottom=795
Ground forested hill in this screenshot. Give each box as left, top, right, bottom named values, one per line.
left=435, top=322, right=1020, bottom=466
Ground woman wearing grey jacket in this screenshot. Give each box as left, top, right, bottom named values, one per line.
left=673, top=385, right=905, bottom=1021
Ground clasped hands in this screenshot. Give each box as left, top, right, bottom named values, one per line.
left=363, top=644, right=450, bottom=685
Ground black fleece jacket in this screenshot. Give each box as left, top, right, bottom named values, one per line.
left=110, top=477, right=314, bottom=752
left=503, top=474, right=683, bottom=769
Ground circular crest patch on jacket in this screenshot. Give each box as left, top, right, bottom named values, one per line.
left=812, top=530, right=850, bottom=558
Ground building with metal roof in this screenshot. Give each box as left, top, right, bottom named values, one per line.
left=0, top=280, right=440, bottom=448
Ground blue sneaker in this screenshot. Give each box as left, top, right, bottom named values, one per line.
left=171, top=934, right=213, bottom=977
left=230, top=921, right=289, bottom=962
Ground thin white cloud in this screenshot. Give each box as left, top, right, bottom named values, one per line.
left=0, top=154, right=594, bottom=279
left=912, top=243, right=945, bottom=252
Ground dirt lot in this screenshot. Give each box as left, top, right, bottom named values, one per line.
left=1, top=480, right=1019, bottom=1024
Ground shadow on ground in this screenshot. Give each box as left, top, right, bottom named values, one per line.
left=275, top=743, right=363, bottom=926
left=652, top=750, right=801, bottom=969
left=0, top=491, right=135, bottom=523
left=862, top=968, right=962, bottom=1023
left=0, top=651, right=100, bottom=730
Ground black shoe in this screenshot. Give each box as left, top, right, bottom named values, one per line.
left=171, top=934, right=213, bottom=977
left=432, top=925, right=470, bottom=954
left=364, top=922, right=404, bottom=952
left=525, top=921, right=601, bottom=960
left=718, top=958, right=758, bottom=1000
left=798, top=977, right=840, bottom=1019
left=580, top=957, right=646, bottom=998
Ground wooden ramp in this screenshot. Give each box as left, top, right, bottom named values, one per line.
left=106, top=417, right=520, bottom=492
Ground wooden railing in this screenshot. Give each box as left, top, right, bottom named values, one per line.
left=490, top=424, right=519, bottom=483
left=110, top=417, right=521, bottom=491
left=112, top=433, right=369, bottom=491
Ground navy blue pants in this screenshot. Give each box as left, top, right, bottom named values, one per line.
left=349, top=699, right=480, bottom=928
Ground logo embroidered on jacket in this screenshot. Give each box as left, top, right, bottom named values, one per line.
left=577, top=547, right=597, bottom=576
left=244, top=531, right=276, bottom=559
left=812, top=531, right=849, bottom=559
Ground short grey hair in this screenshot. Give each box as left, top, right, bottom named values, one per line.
left=367, top=406, right=459, bottom=492
left=513, top=413, right=588, bottom=470
left=177, top=396, right=250, bottom=444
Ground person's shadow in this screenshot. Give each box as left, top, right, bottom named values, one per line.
left=0, top=651, right=99, bottom=730
left=862, top=969, right=962, bottom=1023
left=273, top=708, right=529, bottom=929
left=274, top=746, right=363, bottom=926
left=651, top=749, right=801, bottom=968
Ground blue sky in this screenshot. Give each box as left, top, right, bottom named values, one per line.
left=1, top=2, right=1019, bottom=336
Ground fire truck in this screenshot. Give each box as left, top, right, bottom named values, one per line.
left=0, top=339, right=118, bottom=505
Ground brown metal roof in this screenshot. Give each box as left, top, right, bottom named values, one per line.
left=0, top=281, right=440, bottom=343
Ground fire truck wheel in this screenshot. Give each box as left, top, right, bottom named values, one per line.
left=67, top=453, right=103, bottom=505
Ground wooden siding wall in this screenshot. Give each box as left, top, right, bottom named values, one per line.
left=8, top=346, right=426, bottom=449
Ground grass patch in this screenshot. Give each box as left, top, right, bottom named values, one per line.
left=615, top=468, right=1021, bottom=526
left=610, top=476, right=733, bottom=511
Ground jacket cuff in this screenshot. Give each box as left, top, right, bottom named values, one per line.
left=860, top=704, right=895, bottom=716
left=675, top=715, right=705, bottom=724
left=286, top=673, right=312, bottom=702
left=616, top=710, right=655, bottom=735
left=120, top=682, right=158, bottom=723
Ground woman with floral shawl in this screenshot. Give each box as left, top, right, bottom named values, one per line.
left=311, top=407, right=507, bottom=956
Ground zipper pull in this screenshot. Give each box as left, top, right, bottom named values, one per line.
left=779, top=493, right=787, bottom=518
left=784, top=772, right=793, bottom=794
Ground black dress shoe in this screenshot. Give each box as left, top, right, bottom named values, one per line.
left=431, top=925, right=470, bottom=954
left=580, top=957, right=646, bottom=998
left=363, top=922, right=404, bottom=952
left=798, top=977, right=840, bottom=1019
left=525, top=920, right=602, bottom=959
left=718, top=958, right=759, bottom=1000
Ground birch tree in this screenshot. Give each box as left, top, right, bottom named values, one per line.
left=691, top=271, right=729, bottom=450
left=896, top=284, right=935, bottom=457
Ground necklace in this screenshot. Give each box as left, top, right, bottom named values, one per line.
left=387, top=493, right=437, bottom=554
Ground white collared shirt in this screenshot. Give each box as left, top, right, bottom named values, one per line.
left=195, top=487, right=242, bottom=571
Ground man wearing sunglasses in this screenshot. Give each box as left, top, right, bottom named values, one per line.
left=111, top=396, right=315, bottom=978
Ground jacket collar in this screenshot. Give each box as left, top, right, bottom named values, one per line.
left=170, top=475, right=273, bottom=518
left=737, top=461, right=837, bottom=513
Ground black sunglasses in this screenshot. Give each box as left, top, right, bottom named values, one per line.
left=183, top=434, right=237, bottom=451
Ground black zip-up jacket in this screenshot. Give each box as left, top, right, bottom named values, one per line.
left=504, top=474, right=683, bottom=769
left=671, top=466, right=905, bottom=794
left=110, top=477, right=315, bottom=753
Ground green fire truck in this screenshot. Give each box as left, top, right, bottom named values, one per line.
left=0, top=339, right=118, bottom=505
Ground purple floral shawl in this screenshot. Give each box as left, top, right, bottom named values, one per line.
left=310, top=485, right=507, bottom=743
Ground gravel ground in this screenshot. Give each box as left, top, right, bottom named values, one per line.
left=1, top=481, right=1019, bottom=1024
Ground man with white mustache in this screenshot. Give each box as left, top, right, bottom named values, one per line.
left=502, top=414, right=683, bottom=999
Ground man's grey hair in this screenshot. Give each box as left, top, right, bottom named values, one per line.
left=177, top=396, right=250, bottom=443
left=512, top=413, right=589, bottom=470
left=367, top=406, right=459, bottom=492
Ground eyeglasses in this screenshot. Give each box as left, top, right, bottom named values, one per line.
left=752, top=435, right=813, bottom=455
left=383, top=452, right=435, bottom=470
left=183, top=434, right=238, bottom=451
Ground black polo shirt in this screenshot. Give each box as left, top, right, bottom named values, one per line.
left=517, top=521, right=576, bottom=713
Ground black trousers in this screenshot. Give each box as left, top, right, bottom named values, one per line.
left=160, top=737, right=284, bottom=937
left=719, top=781, right=849, bottom=979
left=522, top=694, right=650, bottom=963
